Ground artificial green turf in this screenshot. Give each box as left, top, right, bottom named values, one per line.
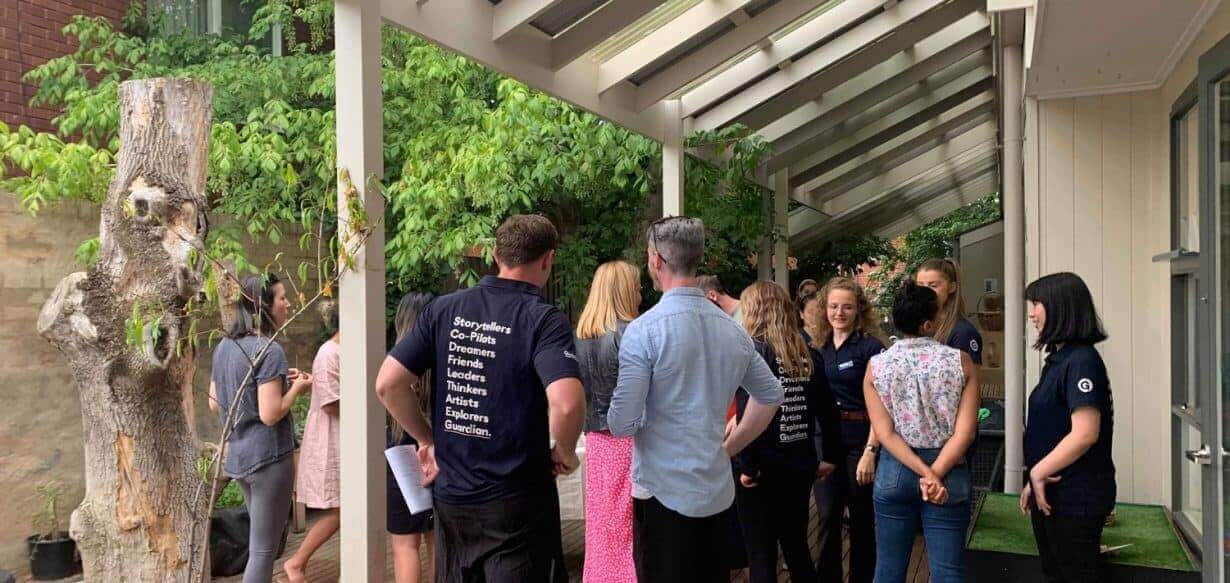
left=967, top=492, right=1195, bottom=571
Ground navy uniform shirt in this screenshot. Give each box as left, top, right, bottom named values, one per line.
left=734, top=341, right=843, bottom=479
left=946, top=316, right=983, bottom=365
left=389, top=276, right=580, bottom=505
left=817, top=332, right=884, bottom=411
left=1024, top=343, right=1116, bottom=516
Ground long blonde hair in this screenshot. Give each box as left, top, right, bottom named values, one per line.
left=577, top=260, right=640, bottom=340
left=915, top=258, right=965, bottom=344
left=810, top=277, right=879, bottom=346
left=742, top=281, right=813, bottom=378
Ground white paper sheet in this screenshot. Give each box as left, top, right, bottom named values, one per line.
left=385, top=444, right=433, bottom=514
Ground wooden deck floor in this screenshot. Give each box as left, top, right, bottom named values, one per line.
left=218, top=501, right=932, bottom=582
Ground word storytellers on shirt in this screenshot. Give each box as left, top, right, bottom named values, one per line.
left=442, top=316, right=513, bottom=440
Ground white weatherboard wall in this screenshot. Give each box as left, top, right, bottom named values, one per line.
left=1023, top=0, right=1230, bottom=508
left=1024, top=91, right=1170, bottom=505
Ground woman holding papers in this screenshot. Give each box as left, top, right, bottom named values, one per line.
left=387, top=291, right=437, bottom=583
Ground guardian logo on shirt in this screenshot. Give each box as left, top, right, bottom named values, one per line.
left=970, top=339, right=979, bottom=352
left=1077, top=378, right=1094, bottom=393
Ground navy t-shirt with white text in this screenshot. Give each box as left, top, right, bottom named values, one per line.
left=389, top=276, right=580, bottom=505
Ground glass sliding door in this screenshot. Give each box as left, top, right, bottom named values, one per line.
left=1197, top=37, right=1230, bottom=583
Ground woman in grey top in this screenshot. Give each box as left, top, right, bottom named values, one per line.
left=575, top=260, right=640, bottom=583
left=208, top=273, right=312, bottom=583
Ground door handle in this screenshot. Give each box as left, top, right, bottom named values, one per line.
left=1185, top=445, right=1213, bottom=465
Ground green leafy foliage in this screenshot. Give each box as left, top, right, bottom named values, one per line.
left=869, top=193, right=1002, bottom=307
left=32, top=481, right=66, bottom=538
left=214, top=481, right=244, bottom=509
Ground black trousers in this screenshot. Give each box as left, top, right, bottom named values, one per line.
left=736, top=472, right=818, bottom=583
left=813, top=419, right=875, bottom=583
left=1030, top=510, right=1107, bottom=583
left=633, top=496, right=730, bottom=583
left=433, top=484, right=567, bottom=583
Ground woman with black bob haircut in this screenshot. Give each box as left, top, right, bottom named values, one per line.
left=209, top=273, right=313, bottom=583
left=1020, top=272, right=1114, bottom=583
left=865, top=281, right=979, bottom=582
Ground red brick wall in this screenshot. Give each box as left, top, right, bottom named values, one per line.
left=0, top=0, right=129, bottom=132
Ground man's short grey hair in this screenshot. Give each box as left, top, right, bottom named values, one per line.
left=647, top=216, right=704, bottom=276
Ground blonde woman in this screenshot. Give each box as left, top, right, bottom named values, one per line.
left=808, top=277, right=884, bottom=583
left=576, top=260, right=641, bottom=583
left=733, top=282, right=842, bottom=583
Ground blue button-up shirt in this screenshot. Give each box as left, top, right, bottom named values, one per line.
left=607, top=286, right=785, bottom=518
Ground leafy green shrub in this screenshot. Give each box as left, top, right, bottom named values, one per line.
left=215, top=481, right=244, bottom=509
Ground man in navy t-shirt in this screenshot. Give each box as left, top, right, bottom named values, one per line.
left=376, top=214, right=585, bottom=583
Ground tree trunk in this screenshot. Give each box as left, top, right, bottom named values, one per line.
left=38, top=78, right=213, bottom=582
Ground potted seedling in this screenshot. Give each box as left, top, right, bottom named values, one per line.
left=27, top=481, right=78, bottom=580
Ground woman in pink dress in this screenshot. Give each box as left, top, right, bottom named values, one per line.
left=283, top=303, right=341, bottom=582
left=575, top=260, right=641, bottom=583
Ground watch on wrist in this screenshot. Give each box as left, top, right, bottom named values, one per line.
left=864, top=444, right=880, bottom=455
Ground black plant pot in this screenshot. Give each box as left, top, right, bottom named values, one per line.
left=26, top=532, right=78, bottom=581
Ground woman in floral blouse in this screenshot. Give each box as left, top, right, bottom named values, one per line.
left=864, top=281, right=981, bottom=583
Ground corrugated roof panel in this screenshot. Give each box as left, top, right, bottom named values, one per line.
left=531, top=0, right=610, bottom=36
left=588, top=0, right=704, bottom=62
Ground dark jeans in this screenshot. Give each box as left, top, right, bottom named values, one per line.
left=872, top=449, right=971, bottom=583
left=736, top=472, right=817, bottom=583
left=633, top=496, right=730, bottom=583
left=433, top=484, right=567, bottom=583
left=814, top=419, right=875, bottom=583
left=1030, top=511, right=1107, bottom=583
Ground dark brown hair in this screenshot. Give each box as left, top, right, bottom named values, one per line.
left=494, top=214, right=559, bottom=267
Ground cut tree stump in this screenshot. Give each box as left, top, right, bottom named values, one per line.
left=38, top=78, right=214, bottom=582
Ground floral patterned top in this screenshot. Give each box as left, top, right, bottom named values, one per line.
left=870, top=337, right=966, bottom=449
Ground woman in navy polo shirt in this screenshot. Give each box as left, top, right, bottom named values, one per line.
left=808, top=277, right=884, bottom=583
left=915, top=258, right=983, bottom=365
left=1020, top=272, right=1114, bottom=582
left=733, top=281, right=842, bottom=583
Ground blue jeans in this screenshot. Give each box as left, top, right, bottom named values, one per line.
left=872, top=448, right=971, bottom=583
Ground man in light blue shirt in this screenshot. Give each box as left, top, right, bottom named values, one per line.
left=607, top=216, right=784, bottom=583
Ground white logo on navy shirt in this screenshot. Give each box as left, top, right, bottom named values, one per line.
left=563, top=350, right=577, bottom=361
left=1077, top=378, right=1094, bottom=393
left=970, top=339, right=980, bottom=352
left=838, top=360, right=855, bottom=371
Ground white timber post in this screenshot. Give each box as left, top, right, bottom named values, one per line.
left=662, top=100, right=685, bottom=217
left=773, top=171, right=790, bottom=290
left=759, top=189, right=773, bottom=281
left=1002, top=43, right=1025, bottom=495
left=335, top=0, right=387, bottom=579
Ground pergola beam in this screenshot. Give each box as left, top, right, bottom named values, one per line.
left=679, top=0, right=884, bottom=117
left=800, top=104, right=993, bottom=202
left=551, top=0, right=664, bottom=70
left=493, top=0, right=565, bottom=41
left=791, top=149, right=997, bottom=246
left=634, top=0, right=828, bottom=109
left=808, top=121, right=996, bottom=211
left=790, top=88, right=995, bottom=188
left=764, top=53, right=991, bottom=173
left=696, top=0, right=982, bottom=132
left=761, top=15, right=990, bottom=163
left=871, top=171, right=996, bottom=236
left=598, top=0, right=758, bottom=93
left=381, top=0, right=666, bottom=140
